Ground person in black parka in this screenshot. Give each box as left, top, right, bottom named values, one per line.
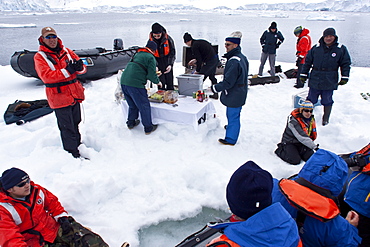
left=299, top=27, right=351, bottom=126
left=258, top=21, right=284, bottom=77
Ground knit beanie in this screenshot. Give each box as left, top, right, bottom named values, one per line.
left=269, top=22, right=277, bottom=29
left=1, top=168, right=29, bottom=191
left=183, top=32, right=193, bottom=43
left=299, top=100, right=314, bottom=109
left=151, top=22, right=163, bottom=34
left=225, top=31, right=242, bottom=45
left=145, top=40, right=157, bottom=52
left=323, top=27, right=336, bottom=37
left=294, top=26, right=303, bottom=35
left=226, top=161, right=273, bottom=220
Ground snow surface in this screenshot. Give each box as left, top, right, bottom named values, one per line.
left=0, top=60, right=369, bottom=246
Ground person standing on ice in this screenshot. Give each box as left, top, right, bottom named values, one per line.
left=34, top=27, right=87, bottom=159
left=275, top=100, right=318, bottom=165
left=206, top=161, right=302, bottom=247
left=211, top=31, right=248, bottom=146
left=120, top=41, right=162, bottom=135
left=183, top=32, right=219, bottom=99
left=293, top=26, right=312, bottom=89
left=0, top=167, right=110, bottom=247
left=148, top=22, right=176, bottom=90
left=299, top=27, right=351, bottom=126
left=258, top=21, right=284, bottom=77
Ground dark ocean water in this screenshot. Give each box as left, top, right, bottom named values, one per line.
left=1, top=11, right=369, bottom=67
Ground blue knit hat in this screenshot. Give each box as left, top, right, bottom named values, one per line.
left=1, top=168, right=29, bottom=191
left=226, top=161, right=273, bottom=219
left=145, top=40, right=157, bottom=52
left=225, top=31, right=242, bottom=45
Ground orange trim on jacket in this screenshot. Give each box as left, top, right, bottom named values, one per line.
left=291, top=109, right=317, bottom=141
left=149, top=33, right=170, bottom=58
left=34, top=37, right=86, bottom=109
left=279, top=178, right=340, bottom=222
left=207, top=233, right=303, bottom=247
left=355, top=142, right=370, bottom=173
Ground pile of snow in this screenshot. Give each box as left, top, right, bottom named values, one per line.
left=0, top=60, right=369, bottom=246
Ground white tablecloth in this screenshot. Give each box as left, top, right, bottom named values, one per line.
left=120, top=96, right=216, bottom=131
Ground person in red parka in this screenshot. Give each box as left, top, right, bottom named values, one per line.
left=34, top=27, right=87, bottom=158
left=0, top=167, right=109, bottom=247
left=293, top=26, right=311, bottom=89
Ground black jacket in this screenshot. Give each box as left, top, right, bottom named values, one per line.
left=302, top=37, right=351, bottom=90
left=260, top=29, right=284, bottom=54
left=190, top=39, right=217, bottom=72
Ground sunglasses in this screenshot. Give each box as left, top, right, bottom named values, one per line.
left=16, top=178, right=30, bottom=188
left=45, top=35, right=57, bottom=39
left=225, top=43, right=233, bottom=46
left=303, top=109, right=313, bottom=113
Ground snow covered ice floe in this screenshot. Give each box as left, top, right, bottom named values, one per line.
left=0, top=23, right=37, bottom=28
left=306, top=14, right=345, bottom=21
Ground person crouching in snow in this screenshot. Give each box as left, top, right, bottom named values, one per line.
left=275, top=100, right=318, bottom=165
left=206, top=161, right=302, bottom=247
left=211, top=31, right=249, bottom=146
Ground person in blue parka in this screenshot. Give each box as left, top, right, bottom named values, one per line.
left=258, top=21, right=284, bottom=77
left=206, top=161, right=301, bottom=247
left=299, top=27, right=351, bottom=126
left=272, top=149, right=362, bottom=247
left=211, top=31, right=249, bottom=146
left=340, top=143, right=370, bottom=247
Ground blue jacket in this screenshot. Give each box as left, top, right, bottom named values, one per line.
left=208, top=203, right=300, bottom=247
left=345, top=171, right=370, bottom=218
left=302, top=37, right=351, bottom=90
left=260, top=30, right=284, bottom=54
left=214, top=46, right=249, bottom=108
left=272, top=149, right=361, bottom=247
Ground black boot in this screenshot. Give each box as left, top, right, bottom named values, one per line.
left=294, top=81, right=304, bottom=88
left=322, top=105, right=332, bottom=126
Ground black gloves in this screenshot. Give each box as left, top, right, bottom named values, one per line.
left=276, top=41, right=282, bottom=49
left=296, top=57, right=303, bottom=67
left=58, top=216, right=72, bottom=235
left=65, top=60, right=76, bottom=75
left=65, top=59, right=84, bottom=75
left=74, top=59, right=84, bottom=72
left=344, top=154, right=367, bottom=168
left=314, top=144, right=319, bottom=151
left=338, top=78, right=348, bottom=85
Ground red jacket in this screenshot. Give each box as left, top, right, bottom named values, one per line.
left=0, top=182, right=68, bottom=247
left=296, top=29, right=312, bottom=65
left=34, top=37, right=87, bottom=109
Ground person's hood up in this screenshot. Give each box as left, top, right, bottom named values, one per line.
left=296, top=149, right=347, bottom=197
left=299, top=28, right=310, bottom=38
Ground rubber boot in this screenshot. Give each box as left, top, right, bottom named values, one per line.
left=322, top=105, right=332, bottom=126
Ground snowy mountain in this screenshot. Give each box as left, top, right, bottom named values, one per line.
left=1, top=0, right=370, bottom=12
